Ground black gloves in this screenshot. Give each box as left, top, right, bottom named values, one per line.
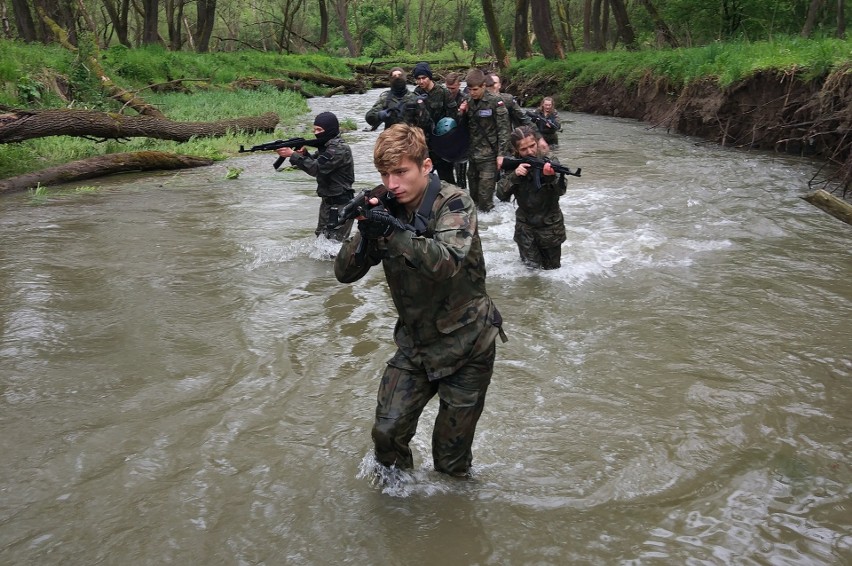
left=358, top=207, right=397, bottom=239
left=377, top=110, right=390, bottom=122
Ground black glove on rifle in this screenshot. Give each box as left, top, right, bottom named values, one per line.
left=358, top=207, right=398, bottom=239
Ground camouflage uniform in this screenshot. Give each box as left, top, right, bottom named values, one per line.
left=335, top=176, right=506, bottom=476
left=531, top=109, right=561, bottom=147
left=460, top=91, right=510, bottom=212
left=288, top=136, right=355, bottom=241
left=414, top=83, right=459, bottom=184
left=365, top=90, right=428, bottom=131
left=496, top=156, right=568, bottom=269
left=448, top=88, right=470, bottom=190
left=499, top=92, right=532, bottom=130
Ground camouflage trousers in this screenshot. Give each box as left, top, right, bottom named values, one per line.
left=514, top=221, right=564, bottom=270
left=372, top=342, right=496, bottom=476
left=466, top=158, right=498, bottom=212
left=317, top=192, right=354, bottom=241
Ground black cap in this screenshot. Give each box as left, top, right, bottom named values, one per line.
left=412, top=62, right=432, bottom=79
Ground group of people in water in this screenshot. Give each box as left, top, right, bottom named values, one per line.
left=273, top=64, right=572, bottom=481
left=279, top=62, right=567, bottom=271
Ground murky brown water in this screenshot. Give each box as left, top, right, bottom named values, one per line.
left=1, top=90, right=850, bottom=565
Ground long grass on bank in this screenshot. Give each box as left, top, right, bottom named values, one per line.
left=0, top=87, right=310, bottom=178
left=511, top=35, right=852, bottom=92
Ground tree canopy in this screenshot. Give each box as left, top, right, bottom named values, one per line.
left=1, top=0, right=847, bottom=62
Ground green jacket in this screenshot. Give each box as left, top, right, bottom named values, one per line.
left=460, top=91, right=511, bottom=161
left=496, top=155, right=567, bottom=235
left=365, top=89, right=428, bottom=130
left=335, top=178, right=505, bottom=380
left=413, top=83, right=458, bottom=136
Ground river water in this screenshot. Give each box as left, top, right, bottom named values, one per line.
left=1, top=88, right=850, bottom=565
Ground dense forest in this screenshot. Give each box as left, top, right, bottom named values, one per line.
left=2, top=0, right=847, bottom=61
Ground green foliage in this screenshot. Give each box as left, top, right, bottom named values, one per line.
left=512, top=35, right=852, bottom=92
left=0, top=87, right=309, bottom=178
left=70, top=33, right=111, bottom=109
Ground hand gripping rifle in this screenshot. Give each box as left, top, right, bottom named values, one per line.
left=328, top=185, right=416, bottom=266
left=525, top=110, right=560, bottom=132
left=238, top=137, right=325, bottom=170
left=500, top=156, right=581, bottom=190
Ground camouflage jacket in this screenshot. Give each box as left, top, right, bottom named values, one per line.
left=334, top=177, right=505, bottom=380
left=365, top=89, right=428, bottom=130
left=413, top=83, right=458, bottom=136
left=288, top=136, right=354, bottom=198
left=495, top=155, right=567, bottom=233
left=499, top=92, right=532, bottom=130
left=461, top=91, right=511, bottom=162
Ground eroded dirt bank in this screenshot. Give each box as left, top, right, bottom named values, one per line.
left=511, top=67, right=851, bottom=198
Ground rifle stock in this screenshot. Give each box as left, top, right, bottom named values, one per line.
left=238, top=137, right=325, bottom=170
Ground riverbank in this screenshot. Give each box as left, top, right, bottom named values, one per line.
left=505, top=50, right=851, bottom=199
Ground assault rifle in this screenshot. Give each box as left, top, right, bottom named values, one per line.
left=238, top=137, right=325, bottom=170
left=499, top=156, right=581, bottom=190
left=329, top=185, right=416, bottom=266
left=525, top=111, right=560, bottom=132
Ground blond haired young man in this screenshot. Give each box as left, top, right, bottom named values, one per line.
left=334, top=124, right=506, bottom=477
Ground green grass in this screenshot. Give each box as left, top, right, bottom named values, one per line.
left=510, top=35, right=852, bottom=91
left=0, top=87, right=310, bottom=178
left=2, top=36, right=850, bottom=180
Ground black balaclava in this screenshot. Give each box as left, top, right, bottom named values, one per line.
left=313, top=111, right=339, bottom=145
left=389, top=68, right=408, bottom=97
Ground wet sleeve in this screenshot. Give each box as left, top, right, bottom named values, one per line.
left=495, top=174, right=516, bottom=202
left=383, top=194, right=475, bottom=281
left=334, top=231, right=379, bottom=283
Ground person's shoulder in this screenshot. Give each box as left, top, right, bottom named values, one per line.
left=437, top=181, right=473, bottom=211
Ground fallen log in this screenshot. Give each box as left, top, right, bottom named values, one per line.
left=37, top=8, right=166, bottom=119
left=232, top=77, right=313, bottom=98
left=0, top=151, right=214, bottom=195
left=278, top=70, right=365, bottom=92
left=801, top=189, right=852, bottom=225
left=0, top=107, right=280, bottom=143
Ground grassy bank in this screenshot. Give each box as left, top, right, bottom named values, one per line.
left=506, top=35, right=851, bottom=102
left=1, top=36, right=850, bottom=181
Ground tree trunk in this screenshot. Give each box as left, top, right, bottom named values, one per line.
left=37, top=8, right=166, bottom=118
left=11, top=0, right=36, bottom=41
left=141, top=0, right=158, bottom=45
left=531, top=0, right=564, bottom=59
left=482, top=0, right=509, bottom=68
left=317, top=0, right=328, bottom=47
left=582, top=0, right=591, bottom=50
left=838, top=0, right=846, bottom=39
left=802, top=0, right=824, bottom=38
left=513, top=0, right=532, bottom=60
left=556, top=0, right=577, bottom=52
left=102, top=0, right=130, bottom=47
left=637, top=0, right=678, bottom=47
left=802, top=189, right=852, bottom=225
left=165, top=0, right=186, bottom=50
left=0, top=152, right=214, bottom=195
left=609, top=0, right=637, bottom=50
left=0, top=107, right=280, bottom=143
left=334, top=0, right=357, bottom=56
left=196, top=0, right=216, bottom=52
left=591, top=0, right=603, bottom=51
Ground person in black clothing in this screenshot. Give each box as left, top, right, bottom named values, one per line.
left=276, top=112, right=355, bottom=241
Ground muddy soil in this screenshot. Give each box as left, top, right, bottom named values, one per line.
left=510, top=66, right=852, bottom=199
